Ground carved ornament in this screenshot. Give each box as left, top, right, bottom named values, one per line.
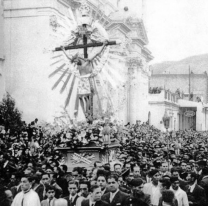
left=126, top=57, right=143, bottom=69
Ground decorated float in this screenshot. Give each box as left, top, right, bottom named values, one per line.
left=47, top=0, right=126, bottom=170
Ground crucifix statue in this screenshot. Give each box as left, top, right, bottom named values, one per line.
left=53, top=2, right=117, bottom=121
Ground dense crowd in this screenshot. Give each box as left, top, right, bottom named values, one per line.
left=0, top=119, right=208, bottom=206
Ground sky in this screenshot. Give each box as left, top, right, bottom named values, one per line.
left=145, top=0, right=208, bottom=63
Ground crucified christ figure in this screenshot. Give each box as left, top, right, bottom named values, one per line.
left=61, top=41, right=107, bottom=94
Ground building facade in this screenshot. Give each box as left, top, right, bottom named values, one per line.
left=150, top=73, right=208, bottom=103
left=0, top=0, right=4, bottom=100
left=149, top=89, right=208, bottom=131
left=0, top=0, right=153, bottom=123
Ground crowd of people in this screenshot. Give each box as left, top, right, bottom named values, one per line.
left=0, top=119, right=208, bottom=206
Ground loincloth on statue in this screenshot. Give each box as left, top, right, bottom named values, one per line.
left=78, top=75, right=91, bottom=94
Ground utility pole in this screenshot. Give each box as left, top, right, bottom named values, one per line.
left=189, top=66, right=191, bottom=100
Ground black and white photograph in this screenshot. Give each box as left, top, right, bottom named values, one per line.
left=0, top=0, right=208, bottom=206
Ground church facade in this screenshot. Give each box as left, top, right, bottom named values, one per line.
left=0, top=0, right=153, bottom=124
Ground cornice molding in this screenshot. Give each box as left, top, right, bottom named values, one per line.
left=149, top=101, right=179, bottom=108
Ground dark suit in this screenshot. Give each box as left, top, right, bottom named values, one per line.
left=64, top=194, right=80, bottom=206
left=200, top=176, right=208, bottom=204
left=57, top=176, right=69, bottom=197
left=136, top=193, right=151, bottom=206
left=125, top=195, right=150, bottom=206
left=186, top=184, right=206, bottom=206
left=101, top=190, right=129, bottom=206
left=81, top=199, right=108, bottom=206
left=101, top=188, right=109, bottom=197
left=158, top=197, right=178, bottom=206
left=41, top=198, right=57, bottom=206
left=34, top=184, right=44, bottom=201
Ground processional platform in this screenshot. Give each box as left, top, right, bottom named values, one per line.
left=56, top=142, right=120, bottom=171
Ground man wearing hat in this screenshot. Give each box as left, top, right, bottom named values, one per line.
left=143, top=169, right=161, bottom=206
left=126, top=178, right=151, bottom=206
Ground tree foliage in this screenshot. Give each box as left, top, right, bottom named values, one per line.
left=0, top=93, right=24, bottom=134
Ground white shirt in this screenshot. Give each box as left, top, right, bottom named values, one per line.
left=151, top=184, right=161, bottom=206
left=101, top=188, right=106, bottom=196
left=189, top=181, right=197, bottom=193
left=143, top=182, right=161, bottom=206
left=47, top=198, right=55, bottom=206
left=110, top=189, right=119, bottom=202
left=170, top=186, right=189, bottom=206
left=69, top=194, right=78, bottom=203
left=12, top=189, right=41, bottom=206
left=89, top=200, right=96, bottom=206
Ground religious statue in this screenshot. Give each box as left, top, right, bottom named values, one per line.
left=49, top=1, right=122, bottom=121
left=61, top=40, right=108, bottom=95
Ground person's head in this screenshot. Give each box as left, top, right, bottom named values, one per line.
left=128, top=172, right=134, bottom=180
left=159, top=179, right=171, bottom=192
left=181, top=162, right=187, bottom=171
left=27, top=162, right=34, bottom=169
left=21, top=175, right=33, bottom=192
left=11, top=174, right=16, bottom=182
left=53, top=166, right=60, bottom=174
left=90, top=185, right=102, bottom=202
left=41, top=173, right=51, bottom=185
left=79, top=180, right=89, bottom=198
left=186, top=172, right=198, bottom=184
left=68, top=180, right=78, bottom=196
left=107, top=174, right=119, bottom=193
left=124, top=163, right=131, bottom=170
left=114, top=163, right=122, bottom=174
left=161, top=190, right=175, bottom=204
left=94, top=161, right=102, bottom=169
left=46, top=185, right=56, bottom=200
left=46, top=167, right=53, bottom=174
left=72, top=168, right=80, bottom=180
left=60, top=165, right=68, bottom=173
left=118, top=176, right=124, bottom=186
left=97, top=175, right=107, bottom=190
left=171, top=168, right=179, bottom=178
left=24, top=167, right=33, bottom=175
left=161, top=162, right=168, bottom=172
left=170, top=176, right=180, bottom=190
left=186, top=164, right=191, bottom=172
left=130, top=178, right=144, bottom=196
left=41, top=164, right=47, bottom=172
left=149, top=169, right=160, bottom=185
left=91, top=168, right=98, bottom=180
left=86, top=167, right=93, bottom=177
left=4, top=189, right=13, bottom=204
left=54, top=198, right=67, bottom=206
left=133, top=166, right=141, bottom=178
left=90, top=180, right=97, bottom=187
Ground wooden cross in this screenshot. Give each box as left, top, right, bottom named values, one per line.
left=54, top=30, right=117, bottom=119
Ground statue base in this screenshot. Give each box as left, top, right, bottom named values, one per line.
left=56, top=142, right=120, bottom=172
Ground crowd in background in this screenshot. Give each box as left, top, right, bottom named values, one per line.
left=0, top=119, right=208, bottom=206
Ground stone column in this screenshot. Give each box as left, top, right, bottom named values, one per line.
left=126, top=57, right=149, bottom=124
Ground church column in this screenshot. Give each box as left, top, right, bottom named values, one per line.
left=126, top=57, right=143, bottom=124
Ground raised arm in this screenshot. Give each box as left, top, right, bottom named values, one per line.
left=61, top=46, right=72, bottom=61
left=89, top=40, right=108, bottom=61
